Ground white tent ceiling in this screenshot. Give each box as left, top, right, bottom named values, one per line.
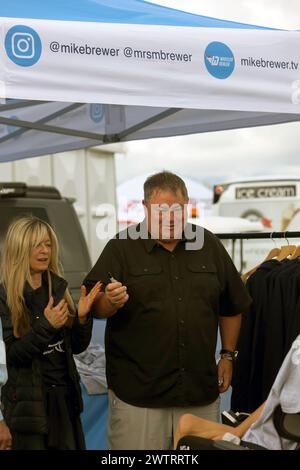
left=1, top=0, right=299, bottom=162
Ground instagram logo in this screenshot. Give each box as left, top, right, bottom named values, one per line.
left=90, top=104, right=105, bottom=123
left=5, top=25, right=41, bottom=67
left=12, top=32, right=35, bottom=59
left=6, top=115, right=19, bottom=137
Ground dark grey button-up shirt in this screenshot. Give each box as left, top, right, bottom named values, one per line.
left=84, top=222, right=251, bottom=407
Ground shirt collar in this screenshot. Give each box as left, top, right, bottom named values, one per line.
left=138, top=219, right=190, bottom=253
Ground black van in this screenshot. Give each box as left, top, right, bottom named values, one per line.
left=0, top=182, right=91, bottom=302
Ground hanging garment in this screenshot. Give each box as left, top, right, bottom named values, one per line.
left=231, top=258, right=300, bottom=412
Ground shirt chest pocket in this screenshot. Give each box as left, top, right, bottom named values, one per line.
left=188, top=262, right=220, bottom=299
left=127, top=265, right=164, bottom=303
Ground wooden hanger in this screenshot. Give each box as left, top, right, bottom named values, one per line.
left=289, top=244, right=300, bottom=260
left=276, top=243, right=297, bottom=261
left=241, top=240, right=281, bottom=283
left=263, top=246, right=281, bottom=262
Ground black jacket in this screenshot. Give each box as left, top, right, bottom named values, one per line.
left=0, top=272, right=92, bottom=434
left=231, top=259, right=300, bottom=412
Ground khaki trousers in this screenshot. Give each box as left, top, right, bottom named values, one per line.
left=107, top=389, right=220, bottom=450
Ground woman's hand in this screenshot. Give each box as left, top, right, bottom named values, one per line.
left=44, top=296, right=69, bottom=329
left=77, top=281, right=102, bottom=323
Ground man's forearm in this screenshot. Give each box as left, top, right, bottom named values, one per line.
left=219, top=314, right=241, bottom=351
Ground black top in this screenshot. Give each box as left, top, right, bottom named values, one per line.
left=0, top=271, right=93, bottom=435
left=84, top=222, right=252, bottom=407
left=231, top=259, right=280, bottom=412
left=25, top=278, right=69, bottom=386
left=231, top=259, right=300, bottom=413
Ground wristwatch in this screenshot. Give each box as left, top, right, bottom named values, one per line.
left=219, top=349, right=238, bottom=361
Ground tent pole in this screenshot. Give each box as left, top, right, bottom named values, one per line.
left=0, top=103, right=84, bottom=144
left=0, top=100, right=49, bottom=112
left=118, top=108, right=182, bottom=140
left=0, top=115, right=106, bottom=141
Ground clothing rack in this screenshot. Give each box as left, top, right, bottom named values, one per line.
left=215, top=231, right=300, bottom=240
left=215, top=231, right=300, bottom=273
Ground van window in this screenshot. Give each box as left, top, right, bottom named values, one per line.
left=0, top=206, right=49, bottom=244
left=212, top=178, right=300, bottom=271
left=0, top=184, right=91, bottom=302
left=213, top=179, right=300, bottom=232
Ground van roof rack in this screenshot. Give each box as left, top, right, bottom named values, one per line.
left=219, top=176, right=300, bottom=185
left=0, top=182, right=61, bottom=199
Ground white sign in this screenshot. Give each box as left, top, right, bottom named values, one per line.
left=1, top=18, right=300, bottom=113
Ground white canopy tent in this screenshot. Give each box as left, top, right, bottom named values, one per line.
left=1, top=0, right=300, bottom=162
left=117, top=173, right=212, bottom=225
left=117, top=173, right=212, bottom=203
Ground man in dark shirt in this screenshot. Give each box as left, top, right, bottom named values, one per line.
left=84, top=171, right=251, bottom=450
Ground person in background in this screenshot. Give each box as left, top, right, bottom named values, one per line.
left=84, top=171, right=251, bottom=450
left=0, top=216, right=100, bottom=450
left=175, top=334, right=300, bottom=450
left=174, top=402, right=265, bottom=449
left=0, top=317, right=12, bottom=451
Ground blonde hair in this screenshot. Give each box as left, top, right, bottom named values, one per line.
left=0, top=216, right=75, bottom=338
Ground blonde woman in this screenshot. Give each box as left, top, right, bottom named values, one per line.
left=0, top=216, right=101, bottom=450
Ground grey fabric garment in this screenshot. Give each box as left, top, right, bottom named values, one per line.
left=74, top=343, right=107, bottom=394
left=243, top=334, right=300, bottom=450
left=107, top=389, right=220, bottom=450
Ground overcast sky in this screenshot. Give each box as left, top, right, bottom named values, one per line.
left=116, top=0, right=300, bottom=187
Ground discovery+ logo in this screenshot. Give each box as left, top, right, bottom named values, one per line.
left=204, top=41, right=235, bottom=79
left=5, top=25, right=42, bottom=67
